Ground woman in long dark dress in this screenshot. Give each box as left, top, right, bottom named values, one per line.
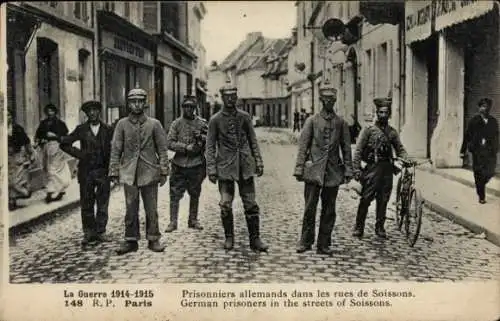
left=460, top=98, right=499, bottom=204
left=34, top=104, right=71, bottom=203
left=7, top=109, right=35, bottom=210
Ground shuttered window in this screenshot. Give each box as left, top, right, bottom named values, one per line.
left=143, top=1, right=158, bottom=33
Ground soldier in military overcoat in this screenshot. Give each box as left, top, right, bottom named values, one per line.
left=293, top=79, right=353, bottom=255
left=205, top=80, right=268, bottom=252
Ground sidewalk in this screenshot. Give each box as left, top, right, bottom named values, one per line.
left=9, top=180, right=82, bottom=229
left=414, top=167, right=500, bottom=246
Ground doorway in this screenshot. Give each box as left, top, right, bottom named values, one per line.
left=426, top=35, right=439, bottom=159
left=37, top=37, right=60, bottom=119
left=155, top=65, right=165, bottom=126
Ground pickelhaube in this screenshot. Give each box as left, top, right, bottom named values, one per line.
left=318, top=79, right=337, bottom=97
left=127, top=87, right=147, bottom=100
left=374, top=90, right=392, bottom=108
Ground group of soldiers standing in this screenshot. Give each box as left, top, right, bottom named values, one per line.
left=16, top=71, right=496, bottom=257
left=47, top=80, right=267, bottom=255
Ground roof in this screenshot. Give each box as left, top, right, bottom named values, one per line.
left=236, top=38, right=290, bottom=74
left=262, top=38, right=293, bottom=78
left=218, top=34, right=263, bottom=71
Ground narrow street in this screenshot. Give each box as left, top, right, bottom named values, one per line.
left=9, top=133, right=500, bottom=284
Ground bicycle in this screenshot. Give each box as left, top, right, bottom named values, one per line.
left=393, top=157, right=432, bottom=247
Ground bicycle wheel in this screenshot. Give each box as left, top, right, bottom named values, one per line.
left=395, top=177, right=405, bottom=231
left=405, top=188, right=424, bottom=247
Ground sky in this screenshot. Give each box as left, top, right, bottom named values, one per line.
left=201, top=1, right=297, bottom=66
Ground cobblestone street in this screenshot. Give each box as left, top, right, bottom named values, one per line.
left=9, top=133, right=500, bottom=284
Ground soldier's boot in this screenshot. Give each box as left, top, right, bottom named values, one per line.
left=245, top=215, right=268, bottom=253
left=188, top=197, right=203, bottom=230
left=116, top=241, right=138, bottom=255
left=148, top=240, right=166, bottom=252
left=375, top=201, right=388, bottom=238
left=221, top=212, right=234, bottom=250
left=165, top=200, right=179, bottom=233
left=352, top=201, right=369, bottom=238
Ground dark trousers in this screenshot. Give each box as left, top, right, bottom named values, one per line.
left=79, top=168, right=110, bottom=238
left=472, top=151, right=495, bottom=201
left=124, top=183, right=160, bottom=241
left=299, top=183, right=339, bottom=248
left=169, top=163, right=206, bottom=223
left=474, top=171, right=491, bottom=201
left=354, top=162, right=393, bottom=232
left=218, top=177, right=259, bottom=218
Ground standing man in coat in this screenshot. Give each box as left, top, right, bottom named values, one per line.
left=352, top=94, right=408, bottom=239
left=205, top=81, right=268, bottom=252
left=60, top=101, right=114, bottom=247
left=109, top=87, right=170, bottom=255
left=165, top=95, right=208, bottom=232
left=460, top=98, right=499, bottom=204
left=293, top=80, right=352, bottom=255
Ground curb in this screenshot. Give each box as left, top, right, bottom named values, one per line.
left=423, top=197, right=500, bottom=247
left=9, top=199, right=81, bottom=235
left=9, top=187, right=121, bottom=234
left=419, top=167, right=500, bottom=198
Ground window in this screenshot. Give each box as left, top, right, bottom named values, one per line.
left=376, top=43, right=389, bottom=97
left=161, top=3, right=180, bottom=40
left=124, top=2, right=130, bottom=19
left=74, top=2, right=88, bottom=21
left=104, top=2, right=115, bottom=12
left=339, top=3, right=343, bottom=19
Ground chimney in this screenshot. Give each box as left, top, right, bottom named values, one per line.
left=246, top=32, right=263, bottom=43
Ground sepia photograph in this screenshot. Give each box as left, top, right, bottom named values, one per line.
left=1, top=1, right=500, bottom=320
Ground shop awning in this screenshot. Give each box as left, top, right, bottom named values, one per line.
left=360, top=1, right=404, bottom=25
left=405, top=1, right=433, bottom=44
left=435, top=0, right=497, bottom=32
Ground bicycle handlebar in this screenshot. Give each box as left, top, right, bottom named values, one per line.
left=393, top=157, right=433, bottom=167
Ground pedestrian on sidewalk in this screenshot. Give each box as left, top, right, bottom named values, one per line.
left=352, top=93, right=408, bottom=239
left=205, top=80, right=268, bottom=252
left=293, top=79, right=353, bottom=256
left=293, top=110, right=300, bottom=132
left=34, top=104, right=71, bottom=203
left=7, top=109, right=36, bottom=211
left=109, top=87, right=170, bottom=255
left=60, top=101, right=114, bottom=247
left=460, top=98, right=499, bottom=204
left=165, top=95, right=208, bottom=233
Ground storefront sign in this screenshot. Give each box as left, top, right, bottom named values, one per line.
left=101, top=30, right=153, bottom=67
left=435, top=0, right=496, bottom=31
left=405, top=1, right=433, bottom=44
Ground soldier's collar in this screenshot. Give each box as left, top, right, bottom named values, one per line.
left=320, top=109, right=335, bottom=120
left=128, top=113, right=147, bottom=124
left=222, top=107, right=238, bottom=116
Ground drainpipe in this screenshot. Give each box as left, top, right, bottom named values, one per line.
left=310, top=40, right=315, bottom=114
left=398, top=12, right=405, bottom=133
left=92, top=2, right=97, bottom=101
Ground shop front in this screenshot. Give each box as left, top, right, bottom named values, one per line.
left=98, top=11, right=156, bottom=126
left=155, top=36, right=196, bottom=130
left=401, top=0, right=499, bottom=171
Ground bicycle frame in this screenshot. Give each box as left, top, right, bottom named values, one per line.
left=394, top=157, right=432, bottom=246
